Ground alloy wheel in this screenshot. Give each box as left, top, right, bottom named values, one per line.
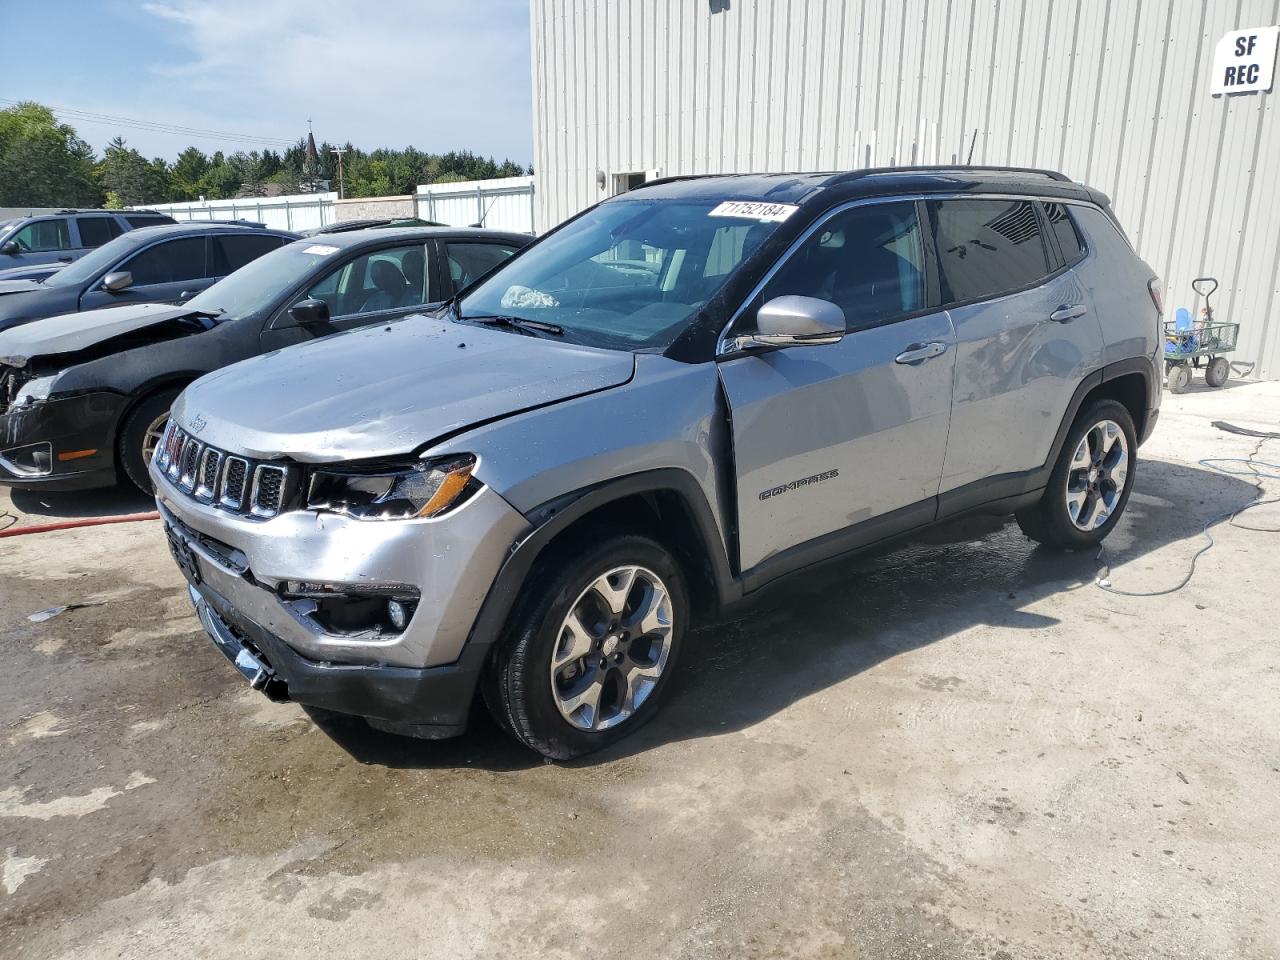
left=1065, top=419, right=1129, bottom=531
left=550, top=565, right=675, bottom=732
left=142, top=412, right=170, bottom=465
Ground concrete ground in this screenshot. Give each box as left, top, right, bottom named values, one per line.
left=3, top=380, right=1279, bottom=960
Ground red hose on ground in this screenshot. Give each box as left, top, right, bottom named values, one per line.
left=0, top=511, right=160, bottom=539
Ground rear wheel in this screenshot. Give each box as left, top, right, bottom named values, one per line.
left=117, top=388, right=181, bottom=493
left=483, top=533, right=687, bottom=759
left=1016, top=399, right=1136, bottom=550
left=1166, top=363, right=1192, bottom=394
left=1204, top=356, right=1230, bottom=388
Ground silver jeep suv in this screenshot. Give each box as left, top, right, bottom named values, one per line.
left=152, top=167, right=1162, bottom=759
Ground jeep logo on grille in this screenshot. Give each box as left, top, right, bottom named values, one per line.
left=188, top=414, right=207, bottom=433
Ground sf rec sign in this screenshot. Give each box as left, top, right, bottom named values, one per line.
left=1211, top=26, right=1279, bottom=95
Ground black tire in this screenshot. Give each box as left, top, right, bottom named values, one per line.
left=117, top=388, right=182, bottom=492
left=1204, top=356, right=1230, bottom=388
left=483, top=532, right=688, bottom=760
left=1016, top=399, right=1137, bottom=550
left=1166, top=363, right=1192, bottom=394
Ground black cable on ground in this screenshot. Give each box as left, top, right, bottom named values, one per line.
left=1094, top=431, right=1280, bottom=597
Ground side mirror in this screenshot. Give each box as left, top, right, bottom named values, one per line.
left=0, top=240, right=19, bottom=255
left=725, top=295, right=845, bottom=353
left=101, top=271, right=133, bottom=294
left=288, top=297, right=332, bottom=329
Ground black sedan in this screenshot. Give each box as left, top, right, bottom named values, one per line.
left=0, top=222, right=296, bottom=332
left=0, top=226, right=530, bottom=492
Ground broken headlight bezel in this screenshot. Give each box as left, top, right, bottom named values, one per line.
left=11, top=375, right=56, bottom=407
left=305, top=454, right=478, bottom=521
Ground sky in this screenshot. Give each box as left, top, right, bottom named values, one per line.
left=1, top=0, right=533, bottom=163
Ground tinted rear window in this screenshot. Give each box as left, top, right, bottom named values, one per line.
left=76, top=216, right=124, bottom=248
left=211, top=234, right=286, bottom=275
left=125, top=215, right=176, bottom=229
left=1042, top=202, right=1085, bottom=267
left=123, top=237, right=208, bottom=285
left=927, top=199, right=1052, bottom=304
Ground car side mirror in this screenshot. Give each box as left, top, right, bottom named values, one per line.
left=724, top=295, right=845, bottom=353
left=101, top=271, right=133, bottom=294
left=0, top=240, right=19, bottom=255
left=288, top=297, right=332, bottom=329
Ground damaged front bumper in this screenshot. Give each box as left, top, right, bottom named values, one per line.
left=0, top=392, right=124, bottom=490
left=152, top=458, right=530, bottom=733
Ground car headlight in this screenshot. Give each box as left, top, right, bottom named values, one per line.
left=306, top=455, right=478, bottom=520
left=12, top=375, right=55, bottom=407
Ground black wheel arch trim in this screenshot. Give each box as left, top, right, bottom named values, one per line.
left=464, top=468, right=739, bottom=655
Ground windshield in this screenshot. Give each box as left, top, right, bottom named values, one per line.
left=184, top=240, right=345, bottom=317
left=459, top=199, right=783, bottom=350
left=43, top=231, right=146, bottom=287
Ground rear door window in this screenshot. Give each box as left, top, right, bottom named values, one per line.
left=10, top=219, right=71, bottom=252
left=445, top=241, right=519, bottom=292
left=75, top=216, right=124, bottom=248
left=122, top=237, right=208, bottom=285
left=1041, top=202, right=1085, bottom=268
left=927, top=199, right=1052, bottom=304
left=125, top=215, right=175, bottom=229
left=210, top=234, right=287, bottom=275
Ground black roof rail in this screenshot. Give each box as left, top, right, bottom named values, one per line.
left=837, top=164, right=1072, bottom=183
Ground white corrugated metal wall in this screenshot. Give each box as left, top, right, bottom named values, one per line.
left=531, top=0, right=1280, bottom=378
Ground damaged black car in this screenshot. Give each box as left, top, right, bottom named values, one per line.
left=0, top=226, right=530, bottom=492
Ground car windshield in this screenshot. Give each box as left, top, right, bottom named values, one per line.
left=184, top=240, right=347, bottom=317
left=458, top=199, right=783, bottom=350
left=42, top=231, right=146, bottom=287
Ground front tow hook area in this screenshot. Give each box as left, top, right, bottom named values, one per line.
left=188, top=584, right=288, bottom=701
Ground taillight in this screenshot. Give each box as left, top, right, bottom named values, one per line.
left=1148, top=278, right=1164, bottom=316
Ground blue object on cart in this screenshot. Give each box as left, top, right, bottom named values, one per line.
left=1174, top=307, right=1194, bottom=332
left=1165, top=307, right=1198, bottom=355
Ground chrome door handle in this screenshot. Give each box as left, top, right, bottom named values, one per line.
left=894, top=341, right=948, bottom=365
left=1050, top=303, right=1087, bottom=322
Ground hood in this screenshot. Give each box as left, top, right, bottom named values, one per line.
left=174, top=317, right=636, bottom=462
left=0, top=303, right=215, bottom=365
left=0, top=278, right=44, bottom=296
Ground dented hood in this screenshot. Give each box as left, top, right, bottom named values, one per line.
left=174, top=316, right=635, bottom=462
left=0, top=303, right=211, bottom=363
left=0, top=278, right=44, bottom=296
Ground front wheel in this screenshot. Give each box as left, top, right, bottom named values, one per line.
left=117, top=388, right=181, bottom=493
left=483, top=533, right=687, bottom=759
left=1016, top=399, right=1137, bottom=550
left=1166, top=363, right=1192, bottom=394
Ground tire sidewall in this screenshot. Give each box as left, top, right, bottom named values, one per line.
left=118, top=388, right=181, bottom=492
left=497, top=533, right=688, bottom=759
left=1042, top=399, right=1138, bottom=548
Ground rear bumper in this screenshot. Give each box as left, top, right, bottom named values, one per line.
left=187, top=581, right=483, bottom=736
left=0, top=392, right=124, bottom=489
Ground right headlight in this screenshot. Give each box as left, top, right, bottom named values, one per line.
left=306, top=455, right=478, bottom=520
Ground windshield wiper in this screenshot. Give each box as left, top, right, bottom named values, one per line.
left=461, top=313, right=564, bottom=336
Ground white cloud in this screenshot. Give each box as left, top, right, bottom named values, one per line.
left=130, top=0, right=532, bottom=160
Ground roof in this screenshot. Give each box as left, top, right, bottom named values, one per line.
left=283, top=225, right=532, bottom=251
left=119, top=222, right=298, bottom=245
left=628, top=166, right=1107, bottom=207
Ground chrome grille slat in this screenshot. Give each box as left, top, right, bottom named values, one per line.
left=194, top=447, right=222, bottom=501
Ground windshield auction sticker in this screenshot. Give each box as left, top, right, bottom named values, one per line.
left=301, top=244, right=340, bottom=256
left=709, top=201, right=799, bottom=222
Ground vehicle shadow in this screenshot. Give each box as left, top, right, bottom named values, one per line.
left=315, top=458, right=1259, bottom=771
left=8, top=484, right=154, bottom=520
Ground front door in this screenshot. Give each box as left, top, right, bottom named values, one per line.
left=718, top=201, right=957, bottom=576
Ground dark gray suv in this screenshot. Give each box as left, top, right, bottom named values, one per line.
left=154, top=167, right=1163, bottom=759
left=0, top=209, right=175, bottom=279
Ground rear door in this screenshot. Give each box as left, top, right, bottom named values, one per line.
left=718, top=200, right=957, bottom=575
left=78, top=236, right=209, bottom=310
left=72, top=215, right=125, bottom=261
left=927, top=198, right=1104, bottom=501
